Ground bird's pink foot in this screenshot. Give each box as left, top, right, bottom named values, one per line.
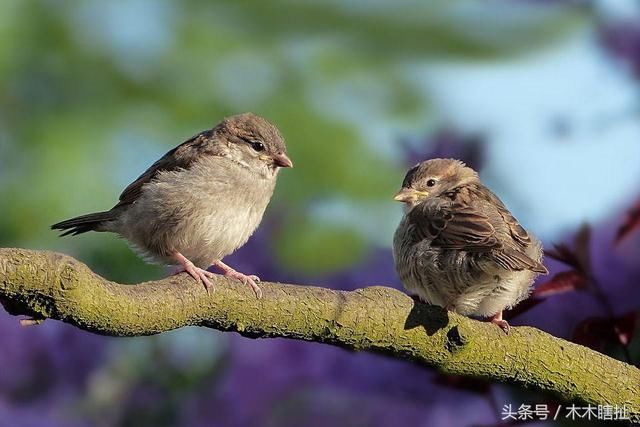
left=171, top=251, right=216, bottom=292
left=489, top=311, right=510, bottom=334
left=213, top=260, right=262, bottom=299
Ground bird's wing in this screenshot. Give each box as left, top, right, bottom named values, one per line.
left=409, top=200, right=498, bottom=249
left=472, top=186, right=531, bottom=248
left=409, top=200, right=546, bottom=273
left=115, top=131, right=214, bottom=208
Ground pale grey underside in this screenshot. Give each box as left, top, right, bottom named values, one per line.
left=106, top=156, right=277, bottom=268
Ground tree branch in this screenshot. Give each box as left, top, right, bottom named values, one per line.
left=1, top=248, right=638, bottom=419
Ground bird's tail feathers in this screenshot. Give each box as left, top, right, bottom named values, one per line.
left=51, top=211, right=115, bottom=236
left=495, top=248, right=549, bottom=274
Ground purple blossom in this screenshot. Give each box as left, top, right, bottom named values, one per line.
left=600, top=20, right=640, bottom=79
left=0, top=313, right=106, bottom=427
left=400, top=128, right=486, bottom=171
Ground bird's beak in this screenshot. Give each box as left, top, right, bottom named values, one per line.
left=393, top=188, right=427, bottom=203
left=272, top=153, right=293, bottom=168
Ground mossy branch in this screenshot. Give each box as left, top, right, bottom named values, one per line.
left=0, top=247, right=638, bottom=419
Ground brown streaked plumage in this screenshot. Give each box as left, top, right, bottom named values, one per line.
left=392, top=158, right=547, bottom=333
left=52, top=113, right=292, bottom=297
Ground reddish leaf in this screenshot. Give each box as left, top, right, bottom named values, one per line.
left=533, top=270, right=587, bottom=298
left=615, top=200, right=640, bottom=244
left=573, top=317, right=612, bottom=351
left=547, top=224, right=593, bottom=273
left=546, top=244, right=584, bottom=272
left=573, top=311, right=638, bottom=351
left=613, top=311, right=638, bottom=346
left=573, top=224, right=592, bottom=273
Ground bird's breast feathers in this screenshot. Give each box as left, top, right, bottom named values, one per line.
left=116, top=156, right=276, bottom=265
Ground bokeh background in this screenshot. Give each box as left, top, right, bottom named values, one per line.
left=1, top=1, right=639, bottom=426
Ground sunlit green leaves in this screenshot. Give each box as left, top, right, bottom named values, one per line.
left=276, top=219, right=366, bottom=275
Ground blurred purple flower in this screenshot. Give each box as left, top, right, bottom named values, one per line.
left=183, top=337, right=496, bottom=427
left=0, top=313, right=107, bottom=427
left=0, top=398, right=89, bottom=427
left=600, top=20, right=640, bottom=78
left=400, top=128, right=486, bottom=171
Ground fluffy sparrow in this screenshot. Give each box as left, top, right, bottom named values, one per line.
left=393, top=158, right=547, bottom=332
left=52, top=113, right=292, bottom=297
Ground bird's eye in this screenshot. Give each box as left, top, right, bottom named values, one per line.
left=426, top=179, right=437, bottom=187
left=251, top=141, right=265, bottom=152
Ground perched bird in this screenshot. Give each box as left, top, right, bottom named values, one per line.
left=392, top=159, right=547, bottom=333
left=52, top=113, right=292, bottom=297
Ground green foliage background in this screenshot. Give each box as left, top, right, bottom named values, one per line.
left=0, top=0, right=585, bottom=281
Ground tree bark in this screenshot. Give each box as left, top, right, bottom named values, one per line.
left=0, top=248, right=638, bottom=420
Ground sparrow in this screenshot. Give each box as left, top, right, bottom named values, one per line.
left=392, top=158, right=547, bottom=333
left=52, top=113, right=292, bottom=297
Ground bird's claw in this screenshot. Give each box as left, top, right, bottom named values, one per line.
left=490, top=318, right=510, bottom=334
left=173, top=262, right=216, bottom=293
left=212, top=260, right=263, bottom=298
left=171, top=251, right=217, bottom=293
left=223, top=270, right=262, bottom=299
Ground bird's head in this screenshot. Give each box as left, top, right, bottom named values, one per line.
left=394, top=158, right=479, bottom=208
left=215, top=112, right=293, bottom=176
